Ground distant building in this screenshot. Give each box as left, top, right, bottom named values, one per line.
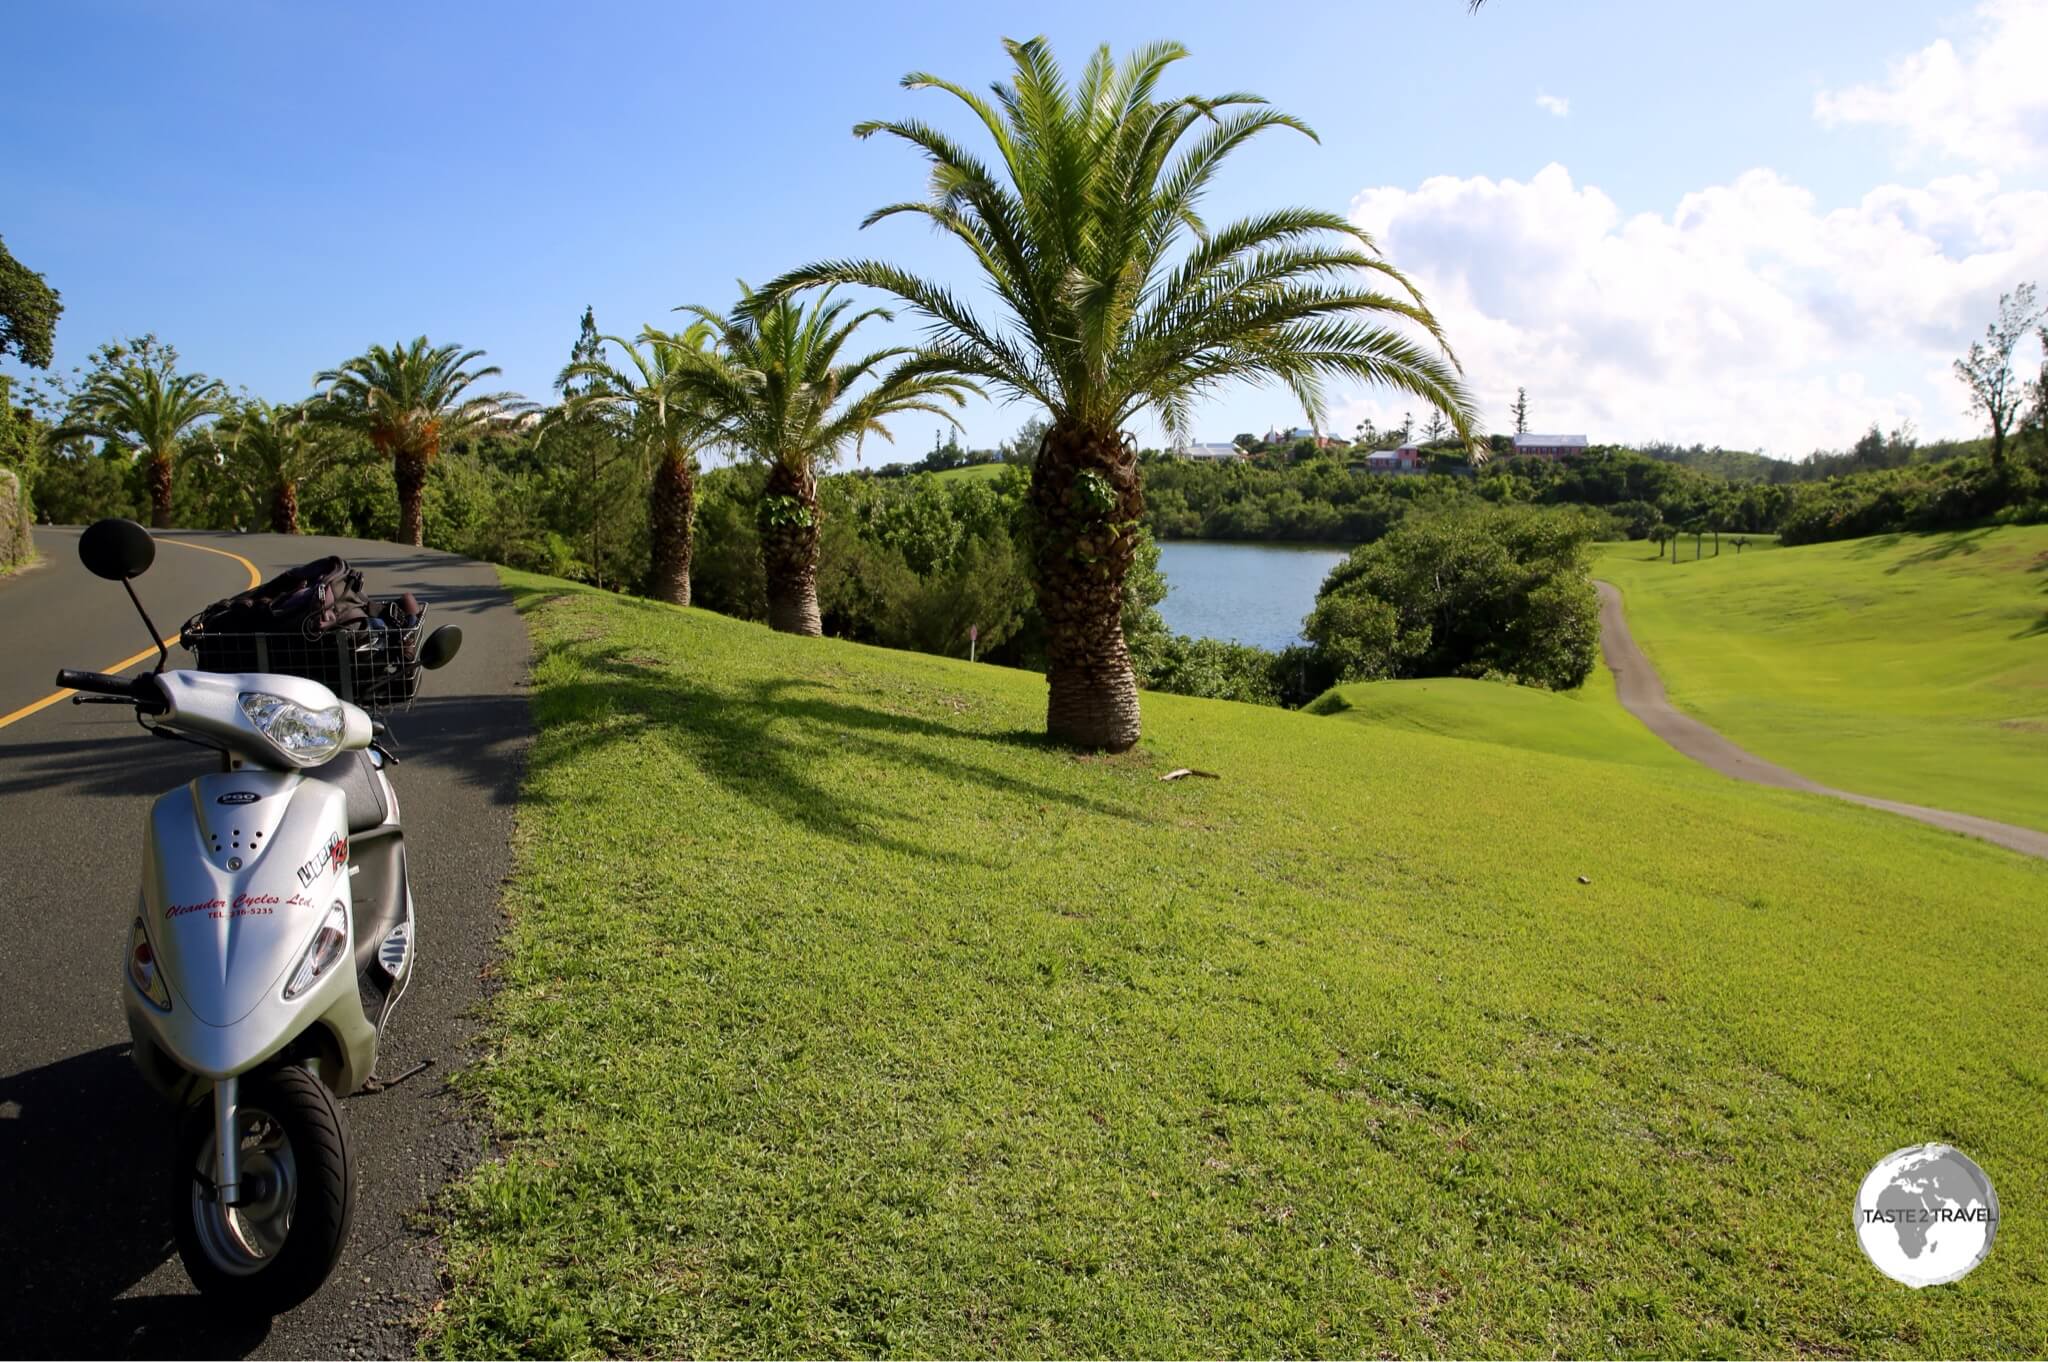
left=1175, top=441, right=1244, bottom=462
left=1263, top=425, right=1340, bottom=449
left=1512, top=433, right=1588, bottom=460
left=1358, top=444, right=1427, bottom=474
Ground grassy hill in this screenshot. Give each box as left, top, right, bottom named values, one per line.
left=1593, top=525, right=2048, bottom=831
left=1307, top=666, right=1686, bottom=769
left=932, top=461, right=1013, bottom=483
left=432, top=575, right=2046, bottom=1358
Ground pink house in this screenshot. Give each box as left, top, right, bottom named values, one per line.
left=1361, top=445, right=1426, bottom=474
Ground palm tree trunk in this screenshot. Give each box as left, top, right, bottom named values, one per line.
left=270, top=480, right=299, bottom=534
left=1030, top=422, right=1143, bottom=752
left=145, top=450, right=174, bottom=530
left=395, top=448, right=428, bottom=547
left=761, top=460, right=821, bottom=635
left=649, top=448, right=695, bottom=607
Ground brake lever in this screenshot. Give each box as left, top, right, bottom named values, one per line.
left=71, top=694, right=137, bottom=706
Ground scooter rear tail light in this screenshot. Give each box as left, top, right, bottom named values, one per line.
left=129, top=918, right=171, bottom=1011
left=283, top=902, right=350, bottom=1000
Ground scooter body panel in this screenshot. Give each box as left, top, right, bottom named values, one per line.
left=128, top=770, right=371, bottom=1087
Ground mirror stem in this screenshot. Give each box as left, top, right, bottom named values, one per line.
left=124, top=578, right=170, bottom=672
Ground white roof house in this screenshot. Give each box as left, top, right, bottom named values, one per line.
left=1512, top=433, right=1589, bottom=454
left=1264, top=426, right=1318, bottom=444
left=1177, top=441, right=1244, bottom=461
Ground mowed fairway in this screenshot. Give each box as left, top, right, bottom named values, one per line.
left=1594, top=526, right=2048, bottom=832
left=432, top=574, right=2046, bottom=1358
left=1307, top=666, right=1688, bottom=770
left=932, top=462, right=1012, bottom=483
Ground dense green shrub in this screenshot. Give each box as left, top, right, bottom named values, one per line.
left=27, top=446, right=146, bottom=523
left=694, top=464, right=1050, bottom=666
left=1305, top=506, right=1601, bottom=690
left=1607, top=499, right=1664, bottom=539
left=1131, top=635, right=1282, bottom=705
left=1776, top=455, right=2048, bottom=545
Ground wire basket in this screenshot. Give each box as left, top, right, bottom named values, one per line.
left=182, top=619, right=424, bottom=711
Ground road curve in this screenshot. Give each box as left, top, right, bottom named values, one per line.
left=0, top=526, right=531, bottom=1359
left=1595, top=580, right=2048, bottom=861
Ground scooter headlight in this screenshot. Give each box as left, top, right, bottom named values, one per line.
left=239, top=691, right=345, bottom=765
left=129, top=917, right=171, bottom=1011
left=283, top=901, right=350, bottom=1000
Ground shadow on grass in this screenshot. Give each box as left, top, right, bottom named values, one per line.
left=1882, top=526, right=1995, bottom=573
left=1845, top=533, right=1903, bottom=558
left=521, top=635, right=1140, bottom=868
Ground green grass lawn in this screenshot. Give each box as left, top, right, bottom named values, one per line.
left=430, top=575, right=2046, bottom=1358
left=930, top=462, right=1012, bottom=483
left=1592, top=526, right=2048, bottom=831
left=1306, top=666, right=1688, bottom=770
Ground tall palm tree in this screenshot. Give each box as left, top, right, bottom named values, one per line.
left=217, top=399, right=344, bottom=534
left=52, top=351, right=225, bottom=528
left=674, top=286, right=978, bottom=634
left=554, top=323, right=718, bottom=606
left=762, top=38, right=1475, bottom=751
left=313, top=338, right=529, bottom=547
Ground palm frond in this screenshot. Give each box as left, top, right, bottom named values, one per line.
left=769, top=37, right=1474, bottom=444
left=670, top=283, right=984, bottom=475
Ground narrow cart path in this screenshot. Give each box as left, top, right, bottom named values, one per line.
left=1595, top=580, right=2048, bottom=862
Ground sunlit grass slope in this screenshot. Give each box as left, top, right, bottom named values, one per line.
left=1593, top=526, right=2048, bottom=830
left=432, top=572, right=2046, bottom=1358
left=931, top=462, right=1011, bottom=482
left=1306, top=665, right=1686, bottom=769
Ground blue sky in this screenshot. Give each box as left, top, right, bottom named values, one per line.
left=6, top=1, right=2045, bottom=461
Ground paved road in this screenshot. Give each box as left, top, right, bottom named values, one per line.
left=1596, top=580, right=2048, bottom=861
left=0, top=526, right=531, bottom=1359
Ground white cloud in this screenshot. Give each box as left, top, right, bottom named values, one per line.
left=1343, top=163, right=2048, bottom=454
left=1814, top=0, right=2048, bottom=170
left=1535, top=92, right=1570, bottom=118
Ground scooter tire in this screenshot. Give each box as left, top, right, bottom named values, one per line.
left=170, top=1065, right=354, bottom=1315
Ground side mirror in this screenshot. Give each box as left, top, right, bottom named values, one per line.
left=79, top=518, right=156, bottom=581
left=419, top=625, right=463, bottom=671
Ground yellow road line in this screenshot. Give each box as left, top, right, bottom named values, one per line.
left=0, top=536, right=263, bottom=730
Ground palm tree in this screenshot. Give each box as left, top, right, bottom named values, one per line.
left=313, top=338, right=529, bottom=547
left=554, top=323, right=718, bottom=607
left=674, top=286, right=978, bottom=634
left=52, top=347, right=225, bottom=528
left=217, top=399, right=344, bottom=534
left=761, top=38, right=1475, bottom=750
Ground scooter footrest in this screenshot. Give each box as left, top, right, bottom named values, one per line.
left=377, top=921, right=410, bottom=978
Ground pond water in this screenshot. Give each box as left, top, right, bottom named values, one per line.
left=1155, top=540, right=1351, bottom=652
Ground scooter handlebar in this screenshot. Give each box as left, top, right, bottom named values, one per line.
left=55, top=668, right=168, bottom=712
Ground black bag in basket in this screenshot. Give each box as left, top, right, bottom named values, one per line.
left=181, top=557, right=372, bottom=688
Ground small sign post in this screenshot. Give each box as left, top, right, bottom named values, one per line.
left=969, top=623, right=979, bottom=664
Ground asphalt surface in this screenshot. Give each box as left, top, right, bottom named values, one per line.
left=1596, top=580, right=2048, bottom=861
left=0, top=526, right=532, bottom=1359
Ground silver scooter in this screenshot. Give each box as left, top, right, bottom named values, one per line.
left=58, top=518, right=462, bottom=1314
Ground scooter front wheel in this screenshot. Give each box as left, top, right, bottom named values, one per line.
left=171, top=1065, right=354, bottom=1314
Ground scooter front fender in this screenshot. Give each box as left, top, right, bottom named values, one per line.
left=125, top=978, right=376, bottom=1097
left=126, top=770, right=375, bottom=1094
